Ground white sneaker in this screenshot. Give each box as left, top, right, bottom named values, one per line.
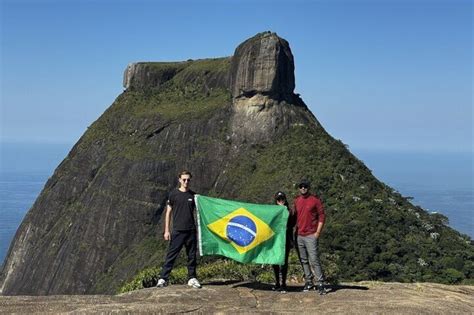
left=187, top=278, right=202, bottom=289
left=156, top=278, right=167, bottom=287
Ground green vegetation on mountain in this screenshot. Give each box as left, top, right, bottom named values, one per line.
left=119, top=122, right=473, bottom=293
left=81, top=58, right=231, bottom=156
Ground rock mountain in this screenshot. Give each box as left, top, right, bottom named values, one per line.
left=1, top=32, right=472, bottom=295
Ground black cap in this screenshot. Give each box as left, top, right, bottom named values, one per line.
left=298, top=178, right=311, bottom=188
left=274, top=191, right=287, bottom=200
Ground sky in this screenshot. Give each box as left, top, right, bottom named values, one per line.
left=1, top=0, right=472, bottom=153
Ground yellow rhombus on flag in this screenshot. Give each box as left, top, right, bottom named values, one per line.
left=196, top=195, right=288, bottom=265
left=207, top=207, right=275, bottom=254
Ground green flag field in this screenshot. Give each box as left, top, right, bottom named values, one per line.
left=195, top=195, right=289, bottom=265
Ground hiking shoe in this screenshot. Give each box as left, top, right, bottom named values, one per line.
left=317, top=284, right=327, bottom=295
left=156, top=278, right=167, bottom=288
left=302, top=282, right=314, bottom=292
left=187, top=278, right=202, bottom=289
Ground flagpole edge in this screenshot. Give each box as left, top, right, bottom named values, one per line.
left=195, top=194, right=204, bottom=257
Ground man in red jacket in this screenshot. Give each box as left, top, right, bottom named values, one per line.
left=294, top=178, right=327, bottom=295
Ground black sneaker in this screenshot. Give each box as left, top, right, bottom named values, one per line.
left=317, top=284, right=327, bottom=295
left=279, top=285, right=288, bottom=293
left=302, top=282, right=313, bottom=292
left=272, top=283, right=281, bottom=291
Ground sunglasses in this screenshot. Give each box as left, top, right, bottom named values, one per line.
left=299, top=185, right=309, bottom=189
left=181, top=178, right=191, bottom=182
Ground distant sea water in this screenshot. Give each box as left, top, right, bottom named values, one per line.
left=0, top=143, right=72, bottom=267
left=0, top=143, right=473, bottom=267
left=353, top=149, right=473, bottom=240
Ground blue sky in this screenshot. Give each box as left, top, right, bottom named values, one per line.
left=1, top=0, right=472, bottom=152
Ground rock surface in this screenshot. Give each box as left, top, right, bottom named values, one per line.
left=230, top=31, right=295, bottom=99
left=0, top=282, right=473, bottom=314
left=123, top=59, right=230, bottom=91
left=123, top=62, right=180, bottom=90
left=229, top=31, right=310, bottom=144
left=0, top=100, right=233, bottom=295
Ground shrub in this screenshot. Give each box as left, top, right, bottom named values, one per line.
left=118, top=252, right=340, bottom=293
left=441, top=268, right=465, bottom=284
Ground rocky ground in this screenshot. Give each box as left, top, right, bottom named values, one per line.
left=0, top=281, right=472, bottom=314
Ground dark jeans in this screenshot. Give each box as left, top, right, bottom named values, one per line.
left=272, top=241, right=292, bottom=286
left=160, top=230, right=197, bottom=281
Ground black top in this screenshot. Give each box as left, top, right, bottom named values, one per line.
left=167, top=188, right=196, bottom=231
left=281, top=202, right=296, bottom=245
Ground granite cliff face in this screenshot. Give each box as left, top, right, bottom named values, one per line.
left=1, top=32, right=472, bottom=295
left=230, top=32, right=295, bottom=98
left=229, top=32, right=313, bottom=145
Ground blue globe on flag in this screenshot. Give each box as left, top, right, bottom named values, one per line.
left=205, top=205, right=278, bottom=256
left=226, top=215, right=257, bottom=246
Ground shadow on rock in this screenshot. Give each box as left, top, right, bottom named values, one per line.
left=327, top=284, right=369, bottom=292
left=230, top=281, right=369, bottom=294
left=203, top=280, right=242, bottom=286
left=230, top=281, right=304, bottom=293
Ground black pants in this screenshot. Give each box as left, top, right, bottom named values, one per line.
left=160, top=230, right=197, bottom=281
left=272, top=240, right=292, bottom=285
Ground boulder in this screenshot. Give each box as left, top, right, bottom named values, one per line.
left=229, top=31, right=295, bottom=99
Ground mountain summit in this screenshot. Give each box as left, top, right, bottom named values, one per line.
left=1, top=32, right=472, bottom=295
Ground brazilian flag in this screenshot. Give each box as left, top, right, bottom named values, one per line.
left=195, top=195, right=288, bottom=265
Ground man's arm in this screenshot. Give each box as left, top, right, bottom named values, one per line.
left=315, top=221, right=324, bottom=238
left=314, top=198, right=325, bottom=238
left=164, top=204, right=172, bottom=241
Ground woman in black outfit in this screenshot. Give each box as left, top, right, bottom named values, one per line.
left=272, top=191, right=295, bottom=293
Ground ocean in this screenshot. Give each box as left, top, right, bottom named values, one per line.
left=353, top=149, right=473, bottom=239
left=0, top=143, right=473, bottom=267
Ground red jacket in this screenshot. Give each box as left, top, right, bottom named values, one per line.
left=294, top=194, right=325, bottom=236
